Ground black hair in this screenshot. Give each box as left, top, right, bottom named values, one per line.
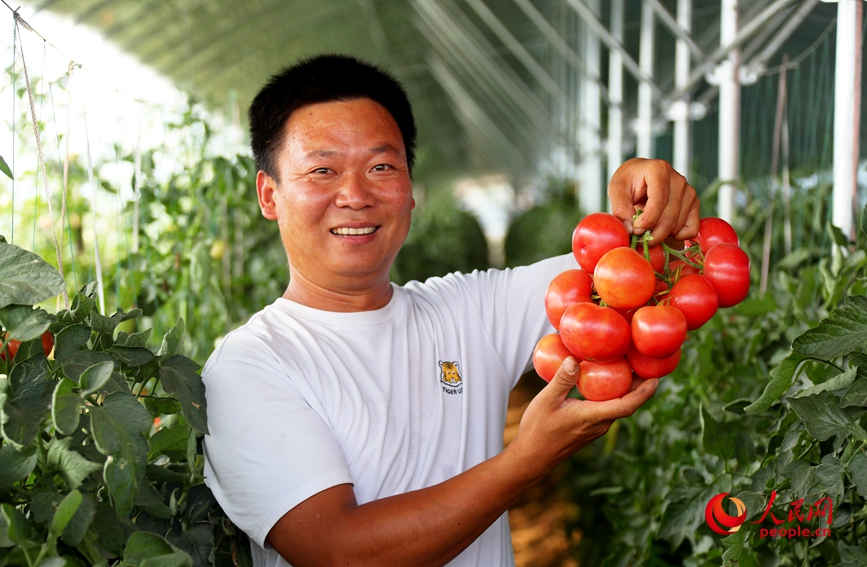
left=248, top=54, right=417, bottom=178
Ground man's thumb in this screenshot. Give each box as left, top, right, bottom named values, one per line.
left=547, top=356, right=580, bottom=395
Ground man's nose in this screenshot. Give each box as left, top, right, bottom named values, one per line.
left=334, top=172, right=377, bottom=209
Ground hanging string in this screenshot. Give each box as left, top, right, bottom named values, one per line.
left=32, top=39, right=48, bottom=251
left=10, top=12, right=16, bottom=244
left=82, top=111, right=106, bottom=315
left=16, top=13, right=69, bottom=308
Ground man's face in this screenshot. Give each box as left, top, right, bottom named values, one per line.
left=257, top=98, right=415, bottom=295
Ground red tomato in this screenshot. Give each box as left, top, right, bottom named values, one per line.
left=576, top=358, right=633, bottom=401
left=572, top=212, right=630, bottom=273
left=627, top=345, right=681, bottom=379
left=702, top=243, right=751, bottom=307
left=0, top=330, right=53, bottom=361
left=559, top=303, right=631, bottom=362
left=544, top=269, right=594, bottom=330
left=669, top=259, right=700, bottom=280
left=666, top=274, right=718, bottom=330
left=593, top=248, right=656, bottom=309
left=631, top=305, right=687, bottom=358
left=694, top=217, right=739, bottom=255
left=635, top=242, right=665, bottom=273
left=533, top=334, right=573, bottom=382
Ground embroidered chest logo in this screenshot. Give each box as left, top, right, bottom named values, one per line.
left=438, top=361, right=464, bottom=395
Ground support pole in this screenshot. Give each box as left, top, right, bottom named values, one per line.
left=637, top=0, right=655, bottom=158
left=608, top=0, right=625, bottom=186
left=832, top=0, right=863, bottom=241
left=580, top=0, right=603, bottom=212
left=672, top=0, right=692, bottom=177
left=717, top=0, right=740, bottom=222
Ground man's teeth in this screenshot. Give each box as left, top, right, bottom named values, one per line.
left=331, top=227, right=377, bottom=235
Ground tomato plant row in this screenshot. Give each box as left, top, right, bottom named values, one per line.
left=533, top=213, right=751, bottom=400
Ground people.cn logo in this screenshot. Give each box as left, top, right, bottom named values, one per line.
left=705, top=493, right=748, bottom=535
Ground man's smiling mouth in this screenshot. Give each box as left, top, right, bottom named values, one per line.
left=330, top=226, right=379, bottom=236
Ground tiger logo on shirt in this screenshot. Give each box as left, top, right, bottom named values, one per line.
left=439, top=361, right=464, bottom=395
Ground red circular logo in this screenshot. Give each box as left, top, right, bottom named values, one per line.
left=705, top=492, right=747, bottom=535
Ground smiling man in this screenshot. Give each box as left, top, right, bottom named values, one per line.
left=202, top=54, right=699, bottom=567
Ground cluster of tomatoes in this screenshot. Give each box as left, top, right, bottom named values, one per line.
left=533, top=212, right=750, bottom=401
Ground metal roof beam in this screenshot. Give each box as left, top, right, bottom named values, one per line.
left=646, top=0, right=706, bottom=62
left=745, top=0, right=821, bottom=77
left=563, top=0, right=665, bottom=99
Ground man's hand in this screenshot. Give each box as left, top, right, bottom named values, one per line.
left=509, top=357, right=658, bottom=481
left=608, top=158, right=700, bottom=243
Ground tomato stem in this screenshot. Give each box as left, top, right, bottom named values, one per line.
left=661, top=242, right=703, bottom=269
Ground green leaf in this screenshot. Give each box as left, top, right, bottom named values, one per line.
left=0, top=503, right=32, bottom=545
left=745, top=353, right=807, bottom=414
left=157, top=319, right=185, bottom=358
left=795, top=366, right=858, bottom=398
left=52, top=378, right=82, bottom=436
left=838, top=544, right=867, bottom=566
left=89, top=502, right=137, bottom=557
left=79, top=361, right=114, bottom=396
left=702, top=407, right=735, bottom=460
left=49, top=490, right=82, bottom=540
left=117, top=329, right=151, bottom=348
left=135, top=482, right=172, bottom=520
left=720, top=525, right=749, bottom=563
left=658, top=484, right=711, bottom=547
left=848, top=453, right=867, bottom=498
left=159, top=355, right=208, bottom=434
left=168, top=523, right=212, bottom=567
left=0, top=305, right=53, bottom=341
left=66, top=287, right=95, bottom=323
left=89, top=393, right=151, bottom=517
left=147, top=424, right=188, bottom=461
left=143, top=397, right=181, bottom=416
left=88, top=309, right=123, bottom=335
left=788, top=391, right=853, bottom=441
left=121, top=308, right=143, bottom=322
left=60, top=492, right=95, bottom=546
left=123, top=531, right=192, bottom=567
left=0, top=155, right=12, bottom=180
left=1, top=355, right=51, bottom=448
left=109, top=345, right=154, bottom=367
left=60, top=351, right=115, bottom=383
left=53, top=324, right=92, bottom=361
left=0, top=241, right=65, bottom=308
left=841, top=378, right=867, bottom=408
left=793, top=296, right=867, bottom=360
left=0, top=444, right=37, bottom=487
left=42, top=437, right=101, bottom=489
left=814, top=455, right=844, bottom=502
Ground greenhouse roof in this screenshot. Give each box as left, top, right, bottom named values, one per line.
left=19, top=0, right=844, bottom=186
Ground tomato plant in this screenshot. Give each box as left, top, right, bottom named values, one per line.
left=702, top=243, right=751, bottom=307
left=572, top=212, right=630, bottom=273
left=666, top=274, right=718, bottom=330
left=544, top=269, right=593, bottom=330
left=533, top=333, right=573, bottom=382
left=576, top=359, right=633, bottom=401
left=630, top=305, right=687, bottom=358
left=593, top=248, right=656, bottom=309
left=559, top=303, right=630, bottom=362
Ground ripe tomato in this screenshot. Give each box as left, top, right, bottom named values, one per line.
left=0, top=330, right=53, bottom=361
left=559, top=303, right=631, bottom=362
left=631, top=305, right=687, bottom=358
left=593, top=248, right=656, bottom=309
left=576, top=358, right=633, bottom=401
left=702, top=243, right=751, bottom=307
left=533, top=334, right=573, bottom=382
left=572, top=212, right=630, bottom=273
left=694, top=217, right=739, bottom=255
left=666, top=274, right=718, bottom=330
left=669, top=259, right=700, bottom=280
left=627, top=345, right=681, bottom=379
left=544, top=269, right=594, bottom=330
left=635, top=242, right=665, bottom=273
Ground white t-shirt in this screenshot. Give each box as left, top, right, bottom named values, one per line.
left=202, top=254, right=576, bottom=566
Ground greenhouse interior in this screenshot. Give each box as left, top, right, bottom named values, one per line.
left=0, top=0, right=866, bottom=565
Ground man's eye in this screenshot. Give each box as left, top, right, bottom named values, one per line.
left=372, top=164, right=391, bottom=172
left=312, top=168, right=331, bottom=174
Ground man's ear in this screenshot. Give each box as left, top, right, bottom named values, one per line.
left=256, top=170, right=279, bottom=220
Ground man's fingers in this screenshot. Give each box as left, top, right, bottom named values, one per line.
left=608, top=178, right=640, bottom=235
left=582, top=378, right=659, bottom=422
left=673, top=192, right=701, bottom=240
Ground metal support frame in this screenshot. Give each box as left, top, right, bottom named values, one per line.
left=580, top=0, right=603, bottom=212
left=637, top=0, right=656, bottom=158
left=717, top=0, right=740, bottom=222
left=607, top=0, right=625, bottom=187
left=672, top=0, right=692, bottom=177
left=647, top=0, right=705, bottom=61
left=832, top=0, right=863, bottom=240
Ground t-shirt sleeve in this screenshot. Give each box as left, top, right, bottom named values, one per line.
left=202, top=354, right=353, bottom=549
left=455, top=253, right=579, bottom=384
